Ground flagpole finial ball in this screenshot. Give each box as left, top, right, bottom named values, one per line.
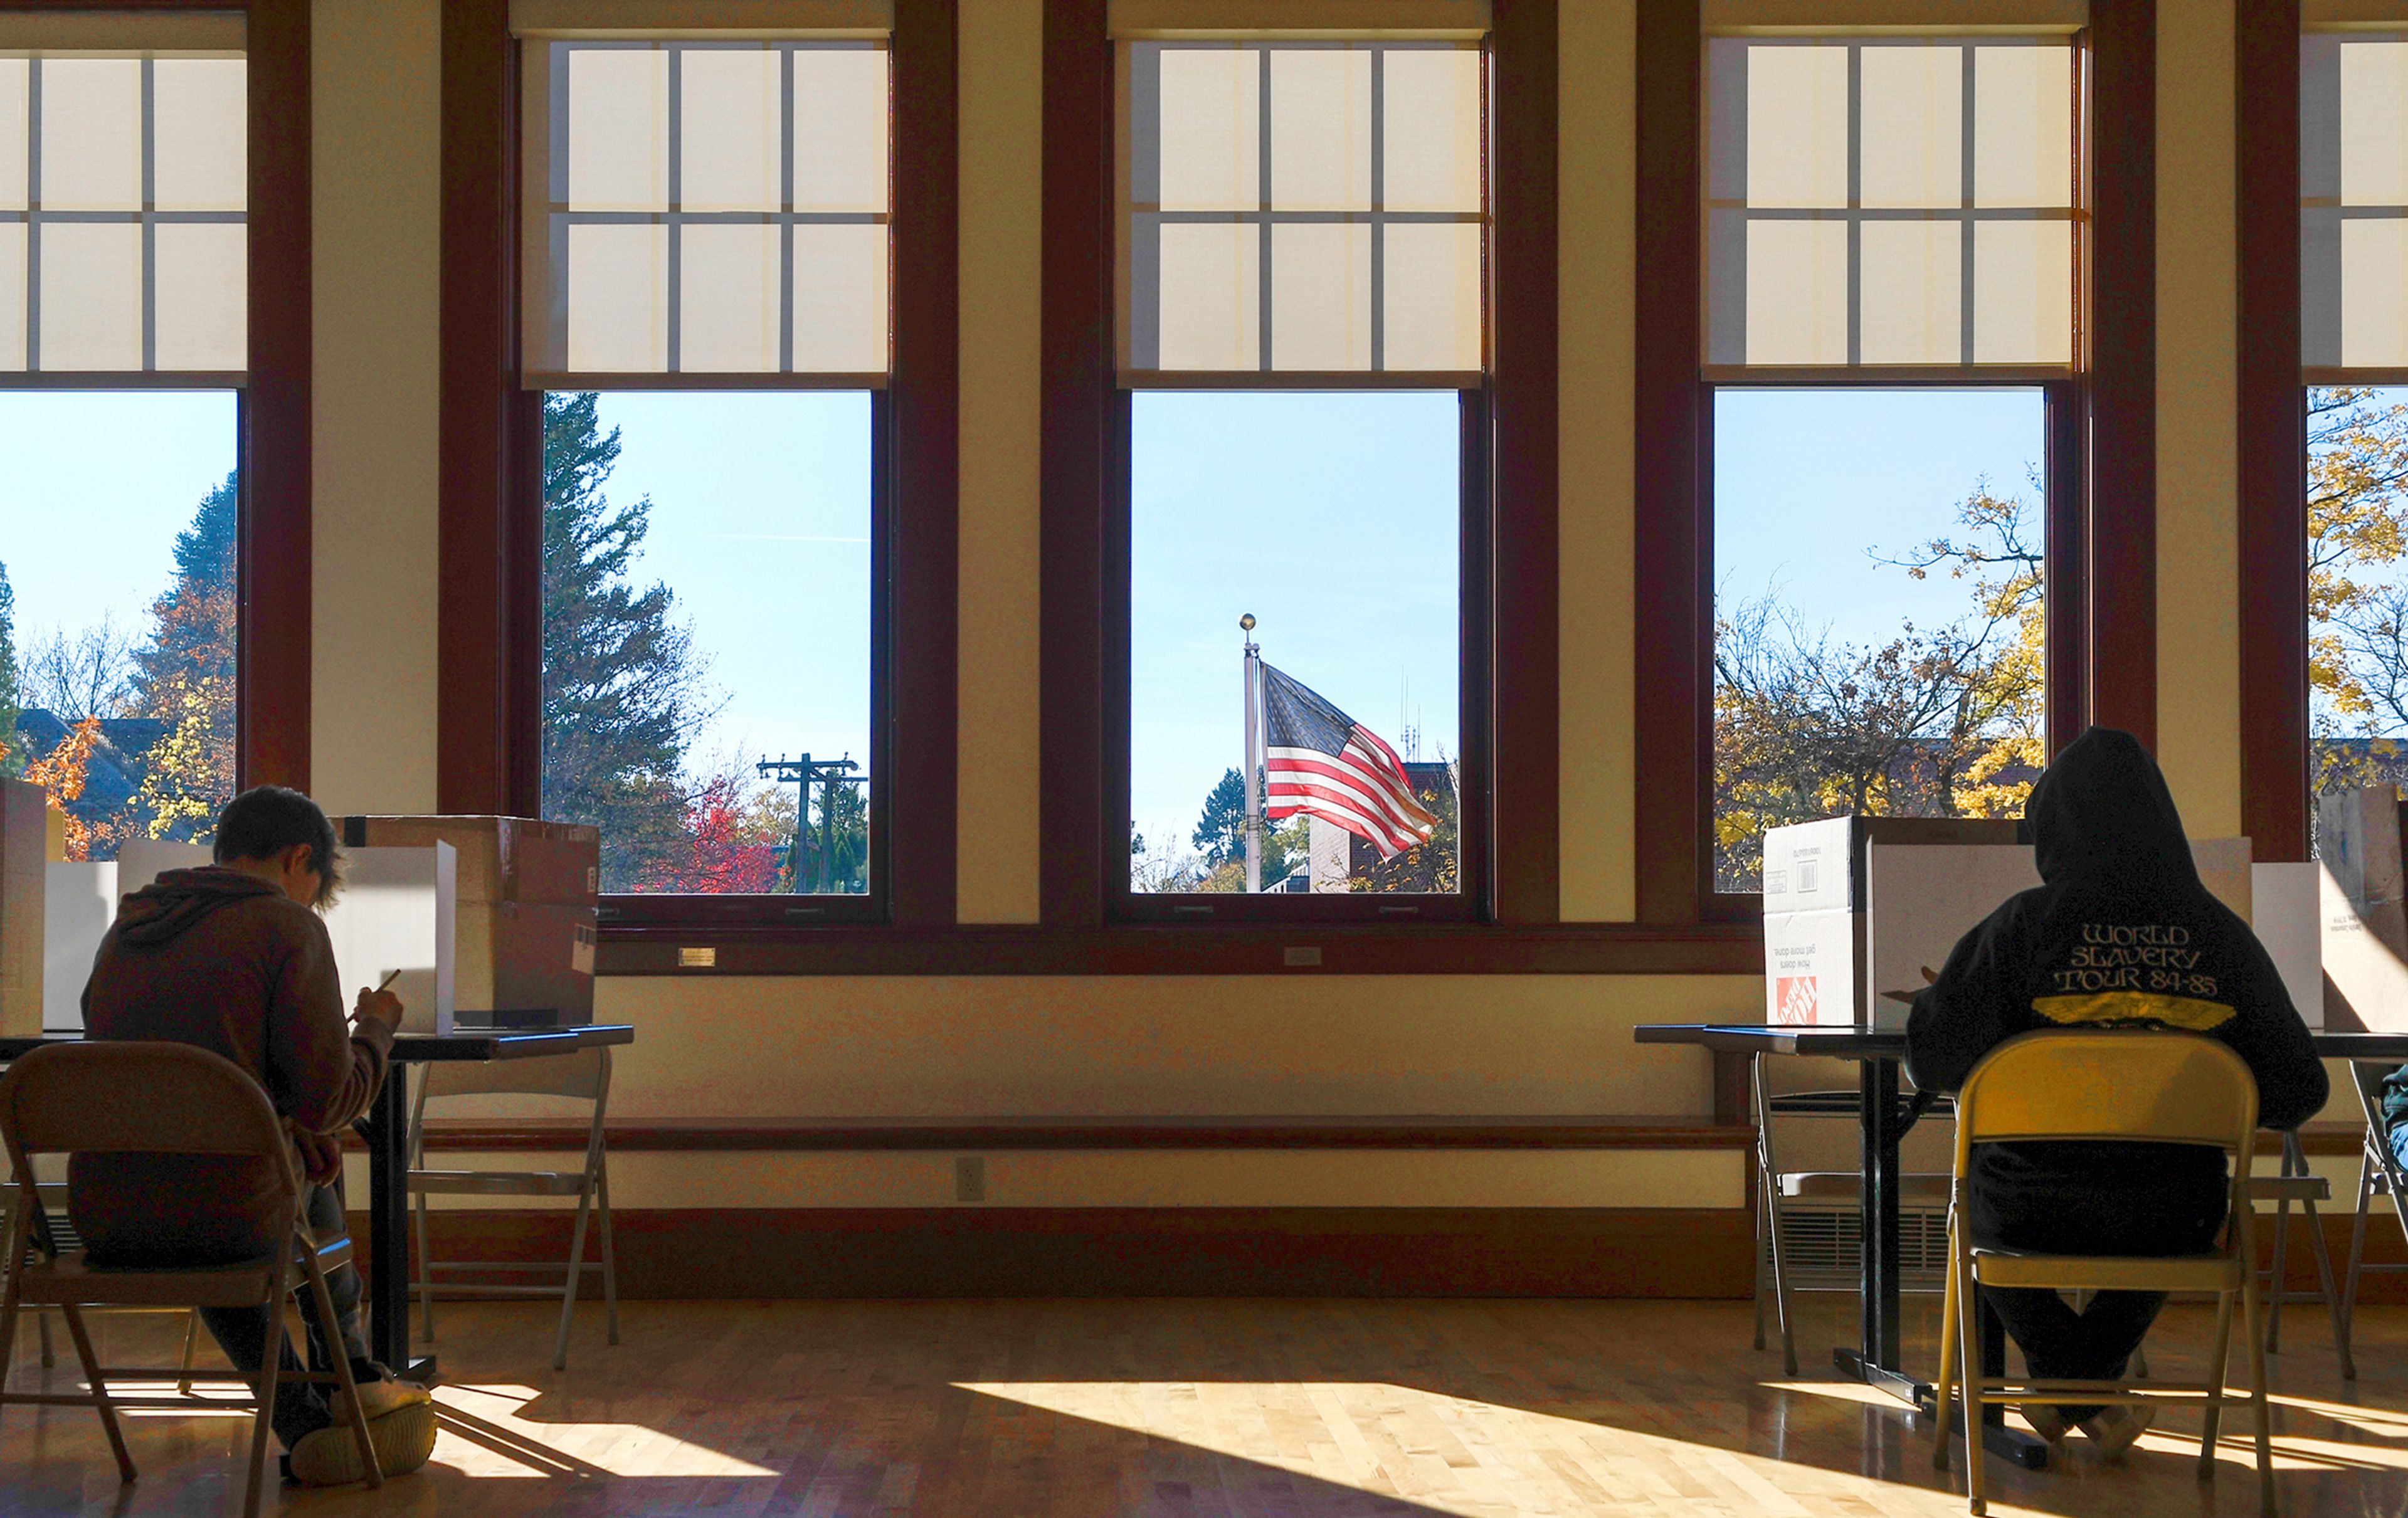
left=1239, top=614, right=1255, bottom=632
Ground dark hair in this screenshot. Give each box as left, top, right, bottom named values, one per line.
left=213, top=786, right=343, bottom=908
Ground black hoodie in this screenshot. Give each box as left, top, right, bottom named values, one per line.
left=1904, top=729, right=2328, bottom=1205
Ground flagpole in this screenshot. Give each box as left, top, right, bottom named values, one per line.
left=1241, top=613, right=1261, bottom=893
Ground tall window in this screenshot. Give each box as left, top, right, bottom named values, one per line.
left=1703, top=31, right=2079, bottom=893
left=519, top=27, right=889, bottom=907
left=2304, top=30, right=2408, bottom=813
left=1114, top=26, right=1487, bottom=912
left=0, top=31, right=245, bottom=860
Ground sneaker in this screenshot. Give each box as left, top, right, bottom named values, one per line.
left=287, top=1401, right=438, bottom=1485
left=2019, top=1404, right=2071, bottom=1444
left=2078, top=1404, right=2157, bottom=1460
left=343, top=1363, right=431, bottom=1420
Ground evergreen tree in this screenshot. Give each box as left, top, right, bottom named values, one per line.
left=125, top=473, right=239, bottom=842
left=0, top=562, right=20, bottom=778
left=539, top=393, right=719, bottom=889
left=1191, top=766, right=1298, bottom=887
left=129, top=473, right=238, bottom=707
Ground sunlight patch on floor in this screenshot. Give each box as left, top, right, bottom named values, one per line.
left=957, top=1380, right=2043, bottom=1517
left=422, top=1382, right=779, bottom=1479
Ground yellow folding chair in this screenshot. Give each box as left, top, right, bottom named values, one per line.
left=1929, top=1030, right=2275, bottom=1517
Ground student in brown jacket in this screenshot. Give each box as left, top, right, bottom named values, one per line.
left=68, top=786, right=435, bottom=1485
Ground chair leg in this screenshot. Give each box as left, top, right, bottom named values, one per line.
left=0, top=1273, right=21, bottom=1408
left=2296, top=1189, right=2353, bottom=1381
left=1955, top=1251, right=1987, bottom=1515
left=242, top=1271, right=288, bottom=1518
left=36, top=1305, right=53, bottom=1369
left=300, top=1245, right=383, bottom=1490
left=596, top=1159, right=620, bottom=1347
left=1750, top=1058, right=1802, bottom=1378
left=2264, top=1193, right=2292, bottom=1354
left=2200, top=1282, right=2239, bottom=1480
left=58, top=1305, right=136, bottom=1485
left=1931, top=1213, right=1960, bottom=1473
left=177, top=1309, right=202, bottom=1394
left=2241, top=1276, right=2276, bottom=1518
left=2343, top=1150, right=2375, bottom=1366
left=414, top=1188, right=437, bottom=1346
left=554, top=1181, right=594, bottom=1373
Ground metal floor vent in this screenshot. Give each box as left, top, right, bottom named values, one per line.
left=1768, top=1201, right=1950, bottom=1291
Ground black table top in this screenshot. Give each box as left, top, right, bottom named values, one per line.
left=0, top=1024, right=634, bottom=1063
left=1634, top=1022, right=2408, bottom=1062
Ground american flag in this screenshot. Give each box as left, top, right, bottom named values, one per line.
left=1260, top=663, right=1439, bottom=859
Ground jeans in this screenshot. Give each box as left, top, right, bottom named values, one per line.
left=2390, top=1120, right=2408, bottom=1173
left=1968, top=1161, right=2226, bottom=1425
left=192, top=1179, right=373, bottom=1450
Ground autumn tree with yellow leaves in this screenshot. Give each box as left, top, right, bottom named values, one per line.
left=1713, top=478, right=2044, bottom=892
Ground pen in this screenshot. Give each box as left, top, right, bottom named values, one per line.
left=376, top=969, right=402, bottom=993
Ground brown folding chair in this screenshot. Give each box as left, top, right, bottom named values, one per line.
left=0, top=1043, right=384, bottom=1518
left=409, top=1046, right=618, bottom=1371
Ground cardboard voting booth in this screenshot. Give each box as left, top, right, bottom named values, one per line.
left=1761, top=817, right=2033, bottom=1028
left=327, top=845, right=457, bottom=1036
left=2253, top=861, right=2324, bottom=1029
left=0, top=781, right=43, bottom=1036
left=112, top=837, right=459, bottom=1035
left=339, top=816, right=598, bottom=1027
left=42, top=861, right=115, bottom=1031
left=2320, top=785, right=2408, bottom=1032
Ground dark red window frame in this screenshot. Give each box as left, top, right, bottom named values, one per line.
left=1633, top=0, right=2161, bottom=926
left=22, top=0, right=312, bottom=793
left=437, top=0, right=961, bottom=930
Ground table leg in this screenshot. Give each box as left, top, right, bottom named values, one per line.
left=363, top=1069, right=435, bottom=1383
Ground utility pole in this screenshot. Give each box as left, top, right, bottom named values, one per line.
left=754, top=753, right=865, bottom=892
left=1241, top=614, right=1261, bottom=893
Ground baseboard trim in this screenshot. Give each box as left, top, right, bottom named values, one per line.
left=361, top=1206, right=1756, bottom=1299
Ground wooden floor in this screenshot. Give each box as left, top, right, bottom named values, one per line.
left=4, top=1295, right=2406, bottom=1516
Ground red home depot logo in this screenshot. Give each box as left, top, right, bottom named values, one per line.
left=1773, top=976, right=1819, bottom=1025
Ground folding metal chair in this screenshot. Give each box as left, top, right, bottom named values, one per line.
left=1751, top=1053, right=1951, bottom=1376
left=409, top=1046, right=618, bottom=1371
left=1, top=1176, right=207, bottom=1388
left=2343, top=1060, right=2408, bottom=1366
left=1930, top=1031, right=2276, bottom=1518
left=2257, top=1129, right=2351, bottom=1378
left=0, top=1043, right=383, bottom=1518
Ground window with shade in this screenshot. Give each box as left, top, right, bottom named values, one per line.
left=1113, top=19, right=1487, bottom=915
left=0, top=23, right=246, bottom=862
left=1702, top=30, right=2079, bottom=893
left=517, top=19, right=889, bottom=909
left=2303, top=29, right=2408, bottom=816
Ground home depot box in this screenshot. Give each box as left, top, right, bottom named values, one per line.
left=339, top=816, right=598, bottom=1027
left=1, top=781, right=45, bottom=1036
left=1761, top=816, right=2031, bottom=1029
left=2318, top=786, right=2408, bottom=1032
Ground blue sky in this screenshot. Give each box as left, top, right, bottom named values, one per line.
left=0, top=391, right=238, bottom=657
left=1713, top=388, right=2047, bottom=656
left=582, top=391, right=874, bottom=786
left=6, top=384, right=2056, bottom=859
left=1129, top=391, right=1462, bottom=858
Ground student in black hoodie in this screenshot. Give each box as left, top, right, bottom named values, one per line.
left=1904, top=727, right=2326, bottom=1455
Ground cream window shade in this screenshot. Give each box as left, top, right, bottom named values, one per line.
left=0, top=50, right=246, bottom=376
left=1119, top=39, right=1487, bottom=381
left=2305, top=31, right=2408, bottom=375
left=522, top=38, right=890, bottom=382
left=1704, top=36, right=2078, bottom=371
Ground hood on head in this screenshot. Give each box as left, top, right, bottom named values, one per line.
left=115, top=866, right=282, bottom=947
left=2023, top=727, right=2197, bottom=887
